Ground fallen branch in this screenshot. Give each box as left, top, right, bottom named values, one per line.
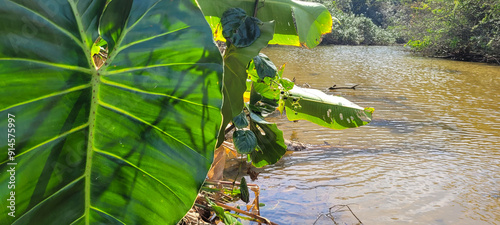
left=313, top=204, right=363, bottom=225
left=328, top=84, right=359, bottom=90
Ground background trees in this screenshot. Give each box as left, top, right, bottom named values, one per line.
left=304, top=0, right=499, bottom=63
left=406, top=0, right=500, bottom=63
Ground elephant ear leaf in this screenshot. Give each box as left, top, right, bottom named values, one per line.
left=0, top=1, right=223, bottom=225
left=284, top=86, right=373, bottom=129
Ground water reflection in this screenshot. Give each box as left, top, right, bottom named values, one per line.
left=233, top=46, right=500, bottom=224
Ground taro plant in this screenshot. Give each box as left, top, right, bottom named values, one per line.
left=0, top=0, right=223, bottom=224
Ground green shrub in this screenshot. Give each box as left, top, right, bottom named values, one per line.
left=322, top=10, right=396, bottom=45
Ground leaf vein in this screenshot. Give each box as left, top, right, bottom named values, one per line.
left=0, top=58, right=92, bottom=74
left=97, top=101, right=209, bottom=163
left=100, top=78, right=218, bottom=110
left=11, top=175, right=85, bottom=225
left=93, top=148, right=189, bottom=208
left=0, top=84, right=91, bottom=112
left=114, top=26, right=190, bottom=54
left=0, top=123, right=89, bottom=166
left=6, top=0, right=84, bottom=48
left=89, top=206, right=126, bottom=225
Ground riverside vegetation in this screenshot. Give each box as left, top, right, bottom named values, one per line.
left=306, top=0, right=500, bottom=64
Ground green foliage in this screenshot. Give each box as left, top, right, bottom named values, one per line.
left=202, top=2, right=358, bottom=169
left=208, top=4, right=374, bottom=168
left=0, top=1, right=374, bottom=224
left=209, top=200, right=243, bottom=225
left=0, top=0, right=223, bottom=224
left=283, top=86, right=373, bottom=129
left=405, top=0, right=500, bottom=63
left=233, top=111, right=250, bottom=129
left=221, top=8, right=263, bottom=47
left=249, top=119, right=288, bottom=167
left=306, top=0, right=412, bottom=45
left=217, top=20, right=275, bottom=146
left=310, top=0, right=499, bottom=62
left=253, top=53, right=277, bottom=79
left=198, top=0, right=333, bottom=48
left=233, top=130, right=258, bottom=154
left=239, top=177, right=250, bottom=203
left=323, top=10, right=397, bottom=45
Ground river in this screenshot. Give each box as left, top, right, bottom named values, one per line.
left=233, top=46, right=500, bottom=224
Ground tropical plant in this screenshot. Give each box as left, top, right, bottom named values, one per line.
left=0, top=0, right=223, bottom=224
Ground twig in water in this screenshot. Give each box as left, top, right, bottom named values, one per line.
left=313, top=204, right=363, bottom=224
left=313, top=213, right=337, bottom=225
left=329, top=204, right=363, bottom=224
left=328, top=84, right=359, bottom=90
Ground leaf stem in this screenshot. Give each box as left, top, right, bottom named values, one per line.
left=253, top=0, right=260, bottom=17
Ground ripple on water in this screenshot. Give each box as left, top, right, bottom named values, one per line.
left=248, top=46, right=500, bottom=224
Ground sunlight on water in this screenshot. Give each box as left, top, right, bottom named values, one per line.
left=240, top=46, right=500, bottom=224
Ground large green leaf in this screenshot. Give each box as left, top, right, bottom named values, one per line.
left=197, top=0, right=333, bottom=48
left=284, top=86, right=373, bottom=129
left=217, top=21, right=275, bottom=146
left=0, top=1, right=223, bottom=224
left=249, top=119, right=287, bottom=168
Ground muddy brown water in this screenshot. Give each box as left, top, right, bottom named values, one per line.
left=234, top=46, right=500, bottom=224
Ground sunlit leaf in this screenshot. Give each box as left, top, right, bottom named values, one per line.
left=284, top=86, right=373, bottom=129
left=198, top=0, right=332, bottom=48
left=0, top=1, right=223, bottom=224
left=253, top=82, right=280, bottom=100
left=279, top=77, right=294, bottom=91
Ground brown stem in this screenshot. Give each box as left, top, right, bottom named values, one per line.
left=224, top=123, right=235, bottom=134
